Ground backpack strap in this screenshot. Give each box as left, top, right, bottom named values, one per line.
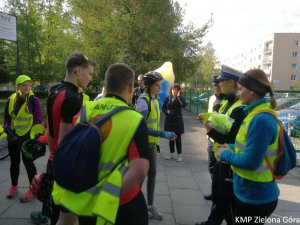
left=141, top=95, right=151, bottom=119
left=94, top=106, right=129, bottom=127
left=80, top=106, right=88, bottom=122
left=256, top=110, right=284, bottom=179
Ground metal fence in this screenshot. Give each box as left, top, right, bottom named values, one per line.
left=183, top=90, right=300, bottom=167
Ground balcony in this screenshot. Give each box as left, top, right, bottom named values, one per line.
left=263, top=58, right=272, bottom=64
left=264, top=47, right=272, bottom=53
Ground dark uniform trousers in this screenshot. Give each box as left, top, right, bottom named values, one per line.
left=208, top=162, right=235, bottom=225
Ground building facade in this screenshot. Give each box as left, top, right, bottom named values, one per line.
left=223, top=33, right=300, bottom=90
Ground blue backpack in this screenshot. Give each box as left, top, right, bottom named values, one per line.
left=259, top=110, right=297, bottom=179
left=53, top=106, right=129, bottom=193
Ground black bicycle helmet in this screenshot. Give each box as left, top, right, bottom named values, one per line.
left=22, top=139, right=46, bottom=161
left=143, top=71, right=163, bottom=86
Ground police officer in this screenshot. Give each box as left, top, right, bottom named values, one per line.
left=201, top=75, right=223, bottom=200
left=196, top=65, right=246, bottom=225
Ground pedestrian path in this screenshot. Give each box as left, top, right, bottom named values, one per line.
left=0, top=110, right=300, bottom=225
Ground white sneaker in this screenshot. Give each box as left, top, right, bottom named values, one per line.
left=148, top=205, right=163, bottom=220
left=177, top=154, right=182, bottom=162
left=165, top=153, right=175, bottom=160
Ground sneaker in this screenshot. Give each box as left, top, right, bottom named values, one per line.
left=20, top=189, right=35, bottom=202
left=31, top=211, right=49, bottom=225
left=165, top=153, right=175, bottom=160
left=148, top=205, right=163, bottom=220
left=148, top=210, right=153, bottom=219
left=177, top=154, right=182, bottom=162
left=7, top=185, right=18, bottom=199
left=203, top=193, right=213, bottom=201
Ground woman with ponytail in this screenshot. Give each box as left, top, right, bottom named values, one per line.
left=218, top=69, right=279, bottom=225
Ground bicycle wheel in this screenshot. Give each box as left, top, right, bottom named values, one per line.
left=0, top=138, right=9, bottom=160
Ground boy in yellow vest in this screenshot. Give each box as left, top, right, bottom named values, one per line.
left=54, top=63, right=150, bottom=225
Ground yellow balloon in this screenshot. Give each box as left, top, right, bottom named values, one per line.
left=155, top=61, right=175, bottom=85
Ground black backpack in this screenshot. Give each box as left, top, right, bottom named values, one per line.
left=53, top=106, right=128, bottom=193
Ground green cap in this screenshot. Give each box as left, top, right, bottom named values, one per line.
left=16, top=75, right=32, bottom=85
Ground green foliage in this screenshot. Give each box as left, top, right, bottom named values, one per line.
left=1, top=0, right=217, bottom=89
left=0, top=48, right=10, bottom=83
left=195, top=42, right=220, bottom=91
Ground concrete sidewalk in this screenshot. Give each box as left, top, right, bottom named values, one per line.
left=0, top=110, right=300, bottom=225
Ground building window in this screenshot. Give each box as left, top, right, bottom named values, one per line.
left=258, top=55, right=261, bottom=60
left=292, top=63, right=298, bottom=70
left=291, top=74, right=296, bottom=80
left=292, top=52, right=299, bottom=58
left=293, top=40, right=300, bottom=46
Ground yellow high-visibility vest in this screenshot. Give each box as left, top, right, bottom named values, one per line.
left=232, top=103, right=279, bottom=182
left=213, top=99, right=244, bottom=157
left=52, top=97, right=143, bottom=224
left=140, top=94, right=160, bottom=144
left=8, top=91, right=34, bottom=136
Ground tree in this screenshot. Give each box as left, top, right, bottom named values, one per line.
left=1, top=0, right=215, bottom=90
left=194, top=42, right=220, bottom=91
left=0, top=40, right=13, bottom=83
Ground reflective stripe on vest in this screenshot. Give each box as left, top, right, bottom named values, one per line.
left=213, top=99, right=244, bottom=157
left=232, top=102, right=279, bottom=182
left=52, top=97, right=142, bottom=224
left=8, top=91, right=34, bottom=136
left=142, top=95, right=160, bottom=144
left=87, top=162, right=128, bottom=195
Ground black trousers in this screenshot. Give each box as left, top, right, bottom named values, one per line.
left=207, top=140, right=216, bottom=178
left=78, top=191, right=148, bottom=225
left=169, top=134, right=182, bottom=154
left=207, top=162, right=235, bottom=225
left=8, top=135, right=37, bottom=186
left=234, top=198, right=278, bottom=225
left=40, top=160, right=60, bottom=225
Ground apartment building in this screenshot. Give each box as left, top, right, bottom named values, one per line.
left=223, top=33, right=300, bottom=90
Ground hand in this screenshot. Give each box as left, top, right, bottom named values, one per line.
left=6, top=129, right=19, bottom=142
left=163, top=131, right=177, bottom=140
left=177, top=90, right=181, bottom=97
left=205, top=122, right=212, bottom=132
left=217, top=144, right=232, bottom=162
left=8, top=135, right=19, bottom=142
left=196, top=114, right=203, bottom=121
left=218, top=144, right=232, bottom=153
left=34, top=134, right=42, bottom=140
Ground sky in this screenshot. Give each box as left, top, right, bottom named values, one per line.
left=176, top=0, right=300, bottom=60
